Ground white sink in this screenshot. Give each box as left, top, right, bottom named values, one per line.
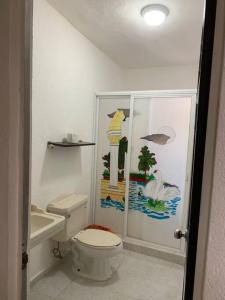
left=30, top=208, right=65, bottom=248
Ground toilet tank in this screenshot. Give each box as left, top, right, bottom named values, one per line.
left=47, top=194, right=88, bottom=242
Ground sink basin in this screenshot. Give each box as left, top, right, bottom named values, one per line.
left=30, top=211, right=65, bottom=248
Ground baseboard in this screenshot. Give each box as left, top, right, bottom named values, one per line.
left=123, top=237, right=185, bottom=265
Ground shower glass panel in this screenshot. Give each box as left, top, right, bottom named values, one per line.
left=127, top=96, right=193, bottom=252
left=94, top=96, right=131, bottom=235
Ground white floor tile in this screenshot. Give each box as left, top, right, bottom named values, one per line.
left=30, top=291, right=54, bottom=300
left=30, top=249, right=184, bottom=300
left=31, top=263, right=73, bottom=298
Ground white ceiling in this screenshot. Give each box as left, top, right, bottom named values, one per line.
left=48, top=0, right=205, bottom=69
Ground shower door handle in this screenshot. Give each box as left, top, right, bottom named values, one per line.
left=174, top=229, right=188, bottom=240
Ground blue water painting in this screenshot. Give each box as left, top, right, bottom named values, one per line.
left=101, top=198, right=125, bottom=212
left=101, top=181, right=181, bottom=220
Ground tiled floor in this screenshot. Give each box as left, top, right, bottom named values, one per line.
left=30, top=250, right=184, bottom=300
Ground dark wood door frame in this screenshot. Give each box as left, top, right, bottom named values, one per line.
left=184, top=0, right=225, bottom=299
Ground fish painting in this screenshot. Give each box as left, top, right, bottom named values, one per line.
left=140, top=134, right=170, bottom=145
left=108, top=109, right=130, bottom=120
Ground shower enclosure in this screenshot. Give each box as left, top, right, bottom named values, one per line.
left=93, top=90, right=196, bottom=260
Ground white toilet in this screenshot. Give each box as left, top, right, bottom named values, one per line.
left=47, top=194, right=123, bottom=281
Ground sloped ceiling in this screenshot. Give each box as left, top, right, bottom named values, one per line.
left=48, top=0, right=205, bottom=68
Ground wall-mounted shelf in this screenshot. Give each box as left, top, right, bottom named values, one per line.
left=47, top=141, right=96, bottom=149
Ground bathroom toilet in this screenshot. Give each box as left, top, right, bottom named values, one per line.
left=47, top=194, right=123, bottom=281
left=71, top=229, right=122, bottom=280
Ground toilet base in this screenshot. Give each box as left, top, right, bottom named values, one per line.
left=72, top=257, right=114, bottom=281
left=71, top=239, right=123, bottom=281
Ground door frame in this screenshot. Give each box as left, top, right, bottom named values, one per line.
left=192, top=1, right=225, bottom=299
left=20, top=0, right=224, bottom=300
left=184, top=0, right=225, bottom=299
left=22, top=0, right=33, bottom=299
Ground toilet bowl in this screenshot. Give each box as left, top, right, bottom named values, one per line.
left=47, top=194, right=123, bottom=281
left=71, top=229, right=123, bottom=281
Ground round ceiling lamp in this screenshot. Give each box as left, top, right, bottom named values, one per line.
left=141, top=4, right=169, bottom=26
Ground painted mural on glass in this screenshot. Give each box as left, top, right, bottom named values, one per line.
left=100, top=111, right=181, bottom=220
left=129, top=147, right=180, bottom=220
left=129, top=126, right=181, bottom=220
left=100, top=109, right=128, bottom=212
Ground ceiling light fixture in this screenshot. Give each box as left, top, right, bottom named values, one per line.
left=141, top=4, right=169, bottom=26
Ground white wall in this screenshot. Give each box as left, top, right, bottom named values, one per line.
left=30, top=0, right=124, bottom=280
left=32, top=0, right=124, bottom=208
left=123, top=65, right=198, bottom=90
left=203, top=60, right=225, bottom=300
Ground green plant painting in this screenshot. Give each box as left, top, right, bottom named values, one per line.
left=138, top=146, right=157, bottom=178
left=102, top=153, right=110, bottom=172
left=145, top=199, right=168, bottom=212
left=118, top=137, right=128, bottom=176
left=102, top=136, right=128, bottom=181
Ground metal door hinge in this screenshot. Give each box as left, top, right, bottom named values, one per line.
left=22, top=251, right=29, bottom=270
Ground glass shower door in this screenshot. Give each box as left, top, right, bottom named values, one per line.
left=127, top=96, right=194, bottom=255
left=94, top=95, right=131, bottom=235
